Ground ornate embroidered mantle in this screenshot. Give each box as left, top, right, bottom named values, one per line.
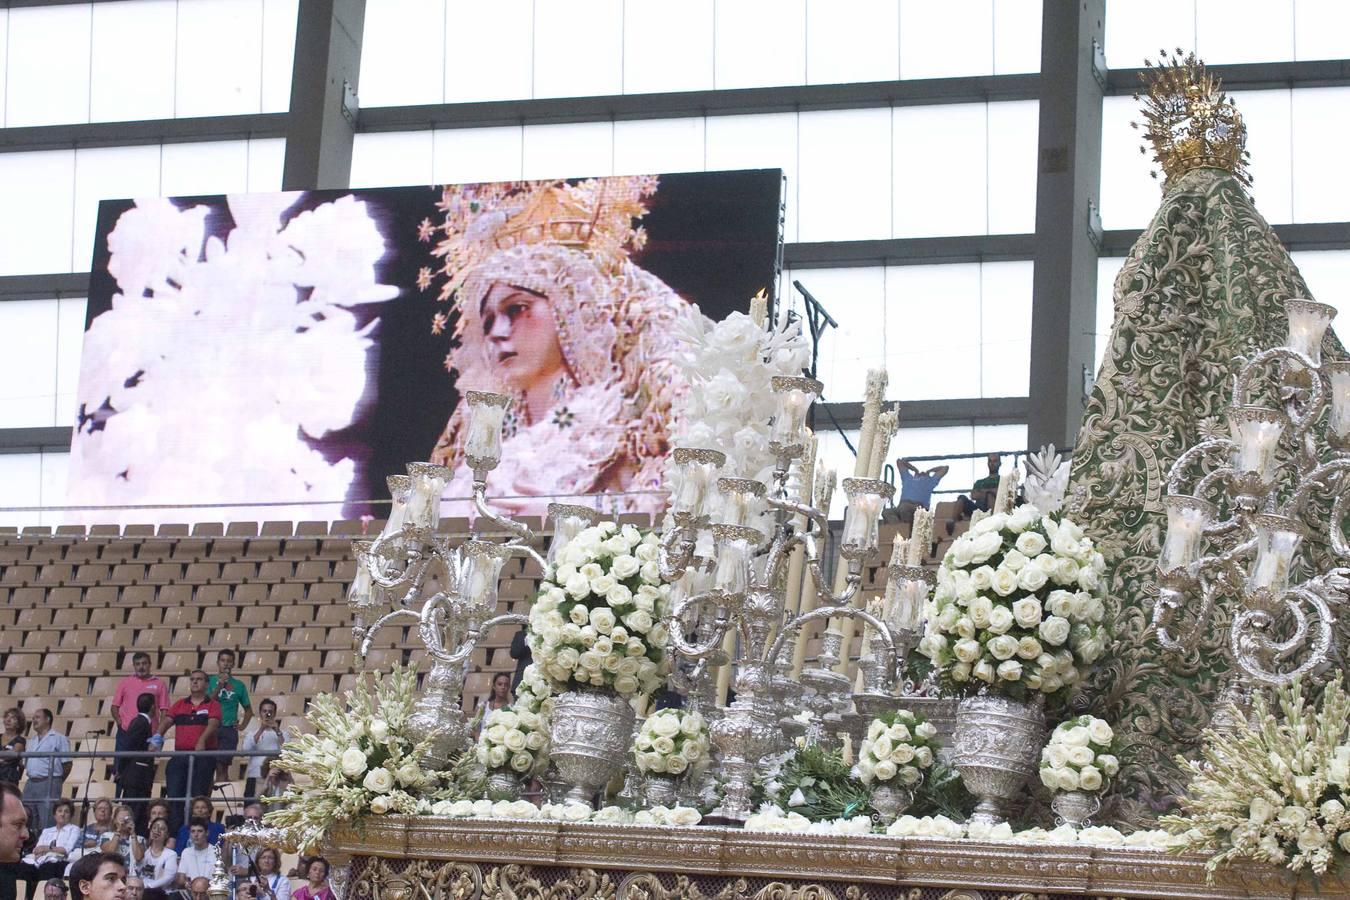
left=330, top=817, right=1339, bottom=899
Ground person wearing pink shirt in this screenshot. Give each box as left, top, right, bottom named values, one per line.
left=110, top=654, right=170, bottom=757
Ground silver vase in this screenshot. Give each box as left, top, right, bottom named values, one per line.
left=952, top=692, right=1046, bottom=826
left=540, top=763, right=570, bottom=804
left=642, top=773, right=680, bottom=808
left=548, top=688, right=635, bottom=806
left=1051, top=789, right=1101, bottom=828
left=405, top=658, right=469, bottom=770
left=486, top=769, right=520, bottom=800
left=868, top=782, right=914, bottom=826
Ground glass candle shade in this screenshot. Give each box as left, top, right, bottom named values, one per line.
left=883, top=564, right=933, bottom=633
left=380, top=475, right=411, bottom=539
left=463, top=391, right=511, bottom=474
left=406, top=463, right=453, bottom=530
left=711, top=524, right=761, bottom=599
left=839, top=477, right=894, bottom=560
left=1246, top=514, right=1305, bottom=606
left=769, top=376, right=823, bottom=457
left=1284, top=298, right=1337, bottom=368
left=347, top=541, right=376, bottom=609
left=545, top=503, right=600, bottom=567
left=716, top=477, right=767, bottom=530
left=1158, top=495, right=1215, bottom=574
left=1326, top=361, right=1350, bottom=450
left=1228, top=405, right=1286, bottom=489
left=670, top=448, right=727, bottom=522
left=460, top=540, right=511, bottom=612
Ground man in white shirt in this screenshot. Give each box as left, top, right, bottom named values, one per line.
left=23, top=711, right=71, bottom=836
left=174, top=821, right=216, bottom=888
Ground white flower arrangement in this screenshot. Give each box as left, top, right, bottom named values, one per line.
left=634, top=709, right=709, bottom=777
left=430, top=800, right=702, bottom=827
left=1162, top=678, right=1350, bottom=878
left=475, top=705, right=549, bottom=777
left=512, top=662, right=554, bottom=717
left=855, top=709, right=939, bottom=787
left=743, top=805, right=874, bottom=836
left=1039, top=715, right=1119, bottom=794
left=917, top=504, right=1110, bottom=699
left=529, top=521, right=671, bottom=698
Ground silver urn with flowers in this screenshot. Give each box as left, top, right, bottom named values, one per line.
left=856, top=708, right=940, bottom=826
left=633, top=708, right=711, bottom=809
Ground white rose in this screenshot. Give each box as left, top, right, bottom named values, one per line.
left=623, top=609, right=654, bottom=634
left=649, top=713, right=681, bottom=737
left=953, top=638, right=982, bottom=663
left=1297, top=825, right=1329, bottom=853
left=1045, top=590, right=1075, bottom=618
left=611, top=555, right=640, bottom=579
left=568, top=604, right=590, bottom=626
left=950, top=661, right=972, bottom=682
left=1078, top=568, right=1101, bottom=592
left=510, top=752, right=534, bottom=773
left=606, top=584, right=633, bottom=607
left=668, top=806, right=701, bottom=826
left=954, top=616, right=977, bottom=639
left=614, top=675, right=639, bottom=695
left=1061, top=725, right=1091, bottom=747
left=1015, top=531, right=1047, bottom=556
left=1067, top=745, right=1094, bottom=766
left=1001, top=549, right=1029, bottom=572
left=640, top=561, right=661, bottom=582
left=973, top=659, right=995, bottom=683
left=913, top=746, right=933, bottom=768
left=987, top=634, right=1018, bottom=660
left=887, top=722, right=911, bottom=742
left=1052, top=557, right=1079, bottom=586
left=369, top=795, right=391, bottom=815
left=1018, top=565, right=1049, bottom=593
left=972, top=531, right=1003, bottom=561
left=1056, top=767, right=1080, bottom=791
left=987, top=606, right=1014, bottom=634
left=591, top=574, right=618, bottom=597
left=340, top=746, right=368, bottom=778
left=873, top=760, right=898, bottom=782
left=949, top=540, right=975, bottom=568
left=1098, top=754, right=1119, bottom=776
left=968, top=595, right=994, bottom=627
left=565, top=573, right=591, bottom=599
left=1087, top=719, right=1114, bottom=745
left=969, top=566, right=996, bottom=591
left=1047, top=745, right=1069, bottom=768
left=362, top=767, right=394, bottom=793
left=503, top=729, right=528, bottom=752
left=488, top=745, right=508, bottom=768
left=1039, top=615, right=1071, bottom=646
left=1012, top=597, right=1042, bottom=628
left=996, top=659, right=1023, bottom=681
left=914, top=721, right=937, bottom=740
left=990, top=568, right=1020, bottom=597
left=590, top=606, right=616, bottom=633
left=1016, top=636, right=1042, bottom=659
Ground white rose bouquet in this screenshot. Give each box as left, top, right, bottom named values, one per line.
left=475, top=705, right=548, bottom=777
left=917, top=503, right=1110, bottom=700
left=529, top=521, right=671, bottom=698
left=513, top=662, right=554, bottom=717
left=633, top=709, right=709, bottom=777
left=855, top=709, right=939, bottom=788
left=1163, top=678, right=1350, bottom=879
left=1039, top=715, right=1118, bottom=794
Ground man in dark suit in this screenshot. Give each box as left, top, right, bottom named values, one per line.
left=115, top=695, right=156, bottom=832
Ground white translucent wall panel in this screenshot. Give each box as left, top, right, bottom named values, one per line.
left=798, top=109, right=891, bottom=242
left=6, top=4, right=92, bottom=127
left=815, top=428, right=861, bottom=518
left=41, top=452, right=70, bottom=527
left=360, top=0, right=445, bottom=108
left=1294, top=0, right=1350, bottom=61
left=1104, top=0, right=1195, bottom=70
left=886, top=264, right=982, bottom=400
left=0, top=300, right=60, bottom=428
left=0, top=10, right=7, bottom=125
left=900, top=0, right=992, bottom=79
left=1196, top=0, right=1293, bottom=65
left=806, top=0, right=899, bottom=85
left=433, top=127, right=525, bottom=184
left=622, top=0, right=714, bottom=94
left=704, top=113, right=800, bottom=241
left=1095, top=257, right=1125, bottom=371
left=521, top=122, right=614, bottom=180
left=0, top=454, right=43, bottom=529
left=534, top=0, right=623, bottom=99
left=894, top=104, right=987, bottom=238
left=1099, top=94, right=1158, bottom=231
left=56, top=298, right=88, bottom=428
left=0, top=151, right=76, bottom=276
left=979, top=261, right=1033, bottom=396
left=176, top=0, right=265, bottom=118
left=90, top=0, right=176, bottom=122
left=613, top=118, right=706, bottom=176
left=72, top=146, right=163, bottom=272
left=444, top=1, right=533, bottom=103
left=350, top=131, right=436, bottom=189
left=1239, top=90, right=1293, bottom=224
left=986, top=100, right=1039, bottom=234
left=160, top=141, right=250, bottom=196
left=1292, top=88, right=1350, bottom=223
left=1290, top=250, right=1350, bottom=333
left=715, top=0, right=806, bottom=90
left=247, top=139, right=287, bottom=192
left=994, top=0, right=1042, bottom=74
left=796, top=267, right=888, bottom=402
left=262, top=0, right=299, bottom=113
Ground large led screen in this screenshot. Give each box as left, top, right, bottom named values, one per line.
left=68, top=171, right=783, bottom=523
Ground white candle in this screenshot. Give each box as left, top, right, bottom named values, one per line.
left=671, top=448, right=725, bottom=520
left=406, top=463, right=451, bottom=529
left=907, top=507, right=932, bottom=566
left=769, top=377, right=821, bottom=454
left=1284, top=298, right=1336, bottom=367
left=464, top=391, right=510, bottom=470
left=1327, top=363, right=1350, bottom=443
left=1247, top=515, right=1304, bottom=598
left=1229, top=406, right=1285, bottom=485
left=380, top=475, right=410, bottom=538
left=1159, top=496, right=1213, bottom=573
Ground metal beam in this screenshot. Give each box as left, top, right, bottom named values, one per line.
left=282, top=0, right=365, bottom=191
left=785, top=234, right=1035, bottom=269
left=819, top=398, right=1029, bottom=431
left=0, top=114, right=286, bottom=154
left=0, top=273, right=91, bottom=301
left=1027, top=0, right=1106, bottom=452
left=358, top=75, right=1041, bottom=133
left=1106, top=59, right=1350, bottom=95
left=0, top=427, right=71, bottom=455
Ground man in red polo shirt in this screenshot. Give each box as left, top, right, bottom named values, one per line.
left=156, top=671, right=220, bottom=837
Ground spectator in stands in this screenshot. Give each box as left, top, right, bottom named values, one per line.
left=99, top=806, right=143, bottom=872
left=157, top=672, right=220, bottom=835
left=508, top=627, right=531, bottom=693
left=290, top=859, right=332, bottom=900
left=66, top=854, right=125, bottom=900
left=239, top=701, right=285, bottom=803
left=186, top=877, right=210, bottom=900
left=0, top=712, right=27, bottom=787
left=22, top=711, right=71, bottom=836
left=249, top=848, right=288, bottom=900
left=136, top=819, right=175, bottom=900
left=206, top=652, right=251, bottom=786
left=226, top=805, right=261, bottom=879
left=138, top=802, right=168, bottom=845
left=122, top=874, right=144, bottom=900
left=115, top=696, right=156, bottom=831
left=470, top=674, right=512, bottom=738
left=0, top=783, right=32, bottom=900
left=29, top=801, right=79, bottom=880
left=171, top=801, right=221, bottom=853
left=111, top=655, right=170, bottom=761
left=895, top=460, right=949, bottom=525
left=81, top=800, right=113, bottom=851
left=172, top=822, right=215, bottom=889
left=971, top=453, right=1002, bottom=513
left=40, top=880, right=64, bottom=900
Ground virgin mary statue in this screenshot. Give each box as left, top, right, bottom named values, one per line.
left=420, top=177, right=696, bottom=516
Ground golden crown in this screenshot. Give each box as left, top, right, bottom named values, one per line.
left=1132, top=50, right=1251, bottom=189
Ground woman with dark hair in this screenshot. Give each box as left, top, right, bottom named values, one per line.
left=136, top=818, right=175, bottom=900
left=289, top=858, right=332, bottom=900
left=0, top=710, right=26, bottom=786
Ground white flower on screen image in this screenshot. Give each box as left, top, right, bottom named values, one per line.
left=70, top=192, right=398, bottom=519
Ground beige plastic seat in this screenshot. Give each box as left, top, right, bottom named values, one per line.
left=87, top=608, right=124, bottom=629
left=191, top=584, right=229, bottom=606
left=284, top=650, right=322, bottom=672
left=80, top=651, right=118, bottom=674
left=240, top=650, right=279, bottom=673
left=277, top=604, right=314, bottom=626
left=170, top=627, right=211, bottom=649
left=208, top=625, right=248, bottom=648
left=22, top=632, right=60, bottom=652
left=253, top=673, right=294, bottom=696
left=161, top=650, right=200, bottom=674
left=126, top=607, right=162, bottom=629
left=41, top=651, right=80, bottom=674
left=9, top=675, right=50, bottom=695
left=72, top=564, right=109, bottom=586
left=219, top=562, right=257, bottom=583
left=17, top=607, right=54, bottom=628
left=248, top=626, right=287, bottom=646
left=294, top=673, right=333, bottom=696
left=145, top=563, right=181, bottom=584
left=306, top=583, right=343, bottom=604
left=37, top=563, right=75, bottom=586
left=161, top=606, right=199, bottom=627
left=199, top=606, right=239, bottom=627
left=293, top=561, right=330, bottom=582
left=269, top=583, right=304, bottom=605
left=181, top=562, right=219, bottom=585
